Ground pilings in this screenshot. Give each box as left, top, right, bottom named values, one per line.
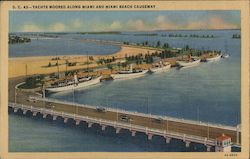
left=32, top=112, right=38, bottom=116
left=43, top=113, right=48, bottom=119
left=14, top=108, right=18, bottom=113
left=22, top=110, right=27, bottom=115
left=131, top=130, right=136, bottom=137
left=165, top=137, right=171, bottom=144
left=101, top=125, right=106, bottom=131
left=64, top=117, right=68, bottom=123
left=147, top=133, right=153, bottom=140
left=53, top=115, right=57, bottom=121
left=88, top=122, right=93, bottom=128
left=185, top=141, right=191, bottom=148
left=206, top=145, right=211, bottom=152
left=116, top=127, right=121, bottom=134
left=75, top=120, right=80, bottom=125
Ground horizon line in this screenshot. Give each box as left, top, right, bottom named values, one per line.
left=9, top=28, right=241, bottom=34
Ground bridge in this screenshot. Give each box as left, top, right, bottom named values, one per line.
left=9, top=95, right=241, bottom=152
left=8, top=77, right=241, bottom=152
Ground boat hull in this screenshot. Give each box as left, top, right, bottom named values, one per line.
left=46, top=76, right=102, bottom=92
left=206, top=54, right=221, bottom=62
left=176, top=59, right=201, bottom=67
left=149, top=64, right=171, bottom=73
left=111, top=70, right=148, bottom=80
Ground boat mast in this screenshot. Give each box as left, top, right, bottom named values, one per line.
left=56, top=55, right=59, bottom=79
left=86, top=51, right=89, bottom=76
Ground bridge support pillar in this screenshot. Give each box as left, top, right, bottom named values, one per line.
left=88, top=122, right=93, bottom=128
left=75, top=120, right=80, bottom=125
left=14, top=108, right=18, bottom=113
left=147, top=134, right=153, bottom=140
left=53, top=116, right=57, bottom=121
left=43, top=114, right=48, bottom=119
left=165, top=137, right=171, bottom=144
left=131, top=130, right=136, bottom=137
left=64, top=118, right=68, bottom=123
left=101, top=125, right=106, bottom=131
left=32, top=112, right=37, bottom=116
left=206, top=145, right=211, bottom=152
left=116, top=128, right=121, bottom=134
left=23, top=110, right=27, bottom=115
left=185, top=141, right=191, bottom=148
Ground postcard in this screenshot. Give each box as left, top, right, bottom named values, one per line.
left=0, top=1, right=249, bottom=159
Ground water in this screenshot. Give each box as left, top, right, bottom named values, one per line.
left=9, top=30, right=241, bottom=152
left=9, top=37, right=121, bottom=57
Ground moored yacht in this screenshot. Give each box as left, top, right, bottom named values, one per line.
left=111, top=64, right=148, bottom=80
left=176, top=57, right=201, bottom=68
left=45, top=74, right=102, bottom=93
left=149, top=61, right=171, bottom=73
left=206, top=53, right=221, bottom=62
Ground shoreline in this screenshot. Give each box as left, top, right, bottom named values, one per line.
left=9, top=45, right=161, bottom=78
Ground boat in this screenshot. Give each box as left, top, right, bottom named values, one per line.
left=206, top=53, right=221, bottom=62
left=176, top=58, right=201, bottom=68
left=222, top=54, right=230, bottom=58
left=149, top=61, right=171, bottom=73
left=111, top=64, right=148, bottom=80
left=46, top=74, right=102, bottom=93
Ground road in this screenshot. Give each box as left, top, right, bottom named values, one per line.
left=9, top=77, right=241, bottom=144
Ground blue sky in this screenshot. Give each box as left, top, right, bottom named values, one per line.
left=9, top=11, right=240, bottom=32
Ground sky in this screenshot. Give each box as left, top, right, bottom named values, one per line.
left=9, top=11, right=240, bottom=32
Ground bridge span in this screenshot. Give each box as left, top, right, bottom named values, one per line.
left=8, top=96, right=241, bottom=152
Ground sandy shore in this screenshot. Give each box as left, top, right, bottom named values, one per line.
left=9, top=46, right=161, bottom=78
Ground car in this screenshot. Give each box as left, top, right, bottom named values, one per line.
left=96, top=107, right=106, bottom=113
left=27, top=96, right=37, bottom=103
left=152, top=117, right=163, bottom=124
left=119, top=114, right=132, bottom=122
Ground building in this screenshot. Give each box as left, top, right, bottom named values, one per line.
left=215, top=134, right=232, bottom=152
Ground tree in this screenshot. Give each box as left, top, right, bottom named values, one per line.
left=185, top=45, right=190, bottom=51
left=156, top=41, right=161, bottom=47
left=89, top=56, right=94, bottom=61
left=48, top=62, right=52, bottom=67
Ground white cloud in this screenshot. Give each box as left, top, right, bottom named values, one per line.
left=17, top=16, right=239, bottom=33
left=20, top=23, right=43, bottom=32
left=49, top=23, right=66, bottom=32
left=72, top=19, right=83, bottom=28
left=110, top=21, right=122, bottom=30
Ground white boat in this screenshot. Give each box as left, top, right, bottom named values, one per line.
left=206, top=54, right=221, bottom=62
left=46, top=75, right=102, bottom=93
left=176, top=58, right=201, bottom=67
left=149, top=62, right=171, bottom=73
left=222, top=54, right=230, bottom=58
left=111, top=64, right=148, bottom=80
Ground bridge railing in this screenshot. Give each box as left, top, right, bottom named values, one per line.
left=9, top=102, right=216, bottom=146
left=31, top=96, right=239, bottom=131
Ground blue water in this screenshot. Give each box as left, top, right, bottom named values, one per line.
left=9, top=38, right=121, bottom=57
left=9, top=30, right=241, bottom=152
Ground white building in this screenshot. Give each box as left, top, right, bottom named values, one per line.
left=215, top=134, right=232, bottom=152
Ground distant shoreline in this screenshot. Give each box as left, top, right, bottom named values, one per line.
left=9, top=29, right=240, bottom=34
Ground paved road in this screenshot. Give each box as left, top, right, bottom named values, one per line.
left=9, top=77, right=241, bottom=144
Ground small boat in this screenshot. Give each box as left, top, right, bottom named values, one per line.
left=46, top=74, right=102, bottom=93
left=149, top=61, right=171, bottom=73
left=206, top=53, right=221, bottom=62
left=176, top=58, right=201, bottom=68
left=222, top=54, right=230, bottom=58
left=111, top=64, right=148, bottom=80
